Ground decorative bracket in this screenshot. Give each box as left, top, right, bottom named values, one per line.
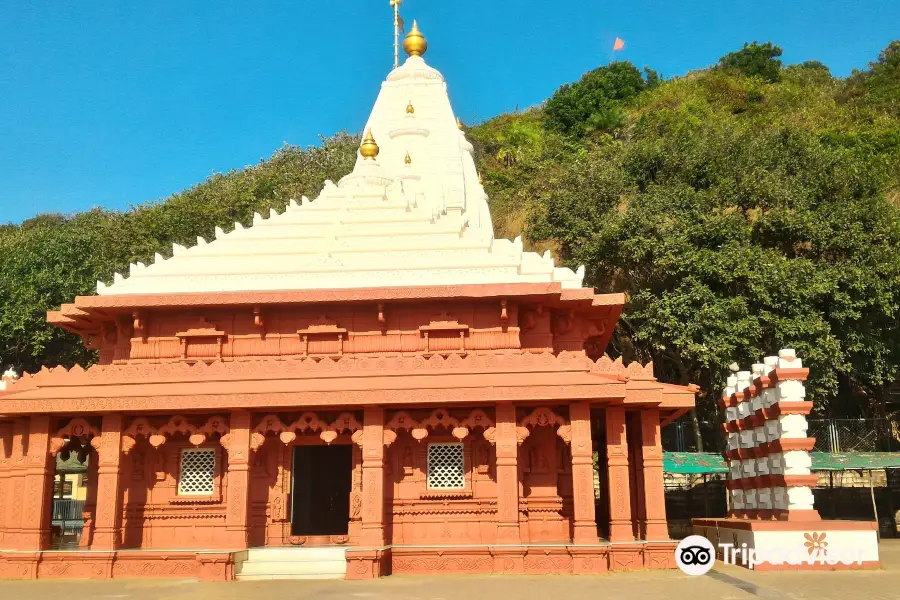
left=377, top=303, right=387, bottom=334
left=132, top=311, right=147, bottom=341
left=253, top=305, right=266, bottom=337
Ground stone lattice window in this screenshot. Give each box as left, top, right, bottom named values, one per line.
left=178, top=448, right=216, bottom=495
left=427, top=443, right=465, bottom=489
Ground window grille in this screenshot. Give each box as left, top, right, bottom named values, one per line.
left=427, top=443, right=465, bottom=489
left=178, top=448, right=216, bottom=495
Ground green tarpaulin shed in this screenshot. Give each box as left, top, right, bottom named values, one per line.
left=663, top=452, right=900, bottom=474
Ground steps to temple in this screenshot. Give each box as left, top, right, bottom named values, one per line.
left=233, top=546, right=348, bottom=580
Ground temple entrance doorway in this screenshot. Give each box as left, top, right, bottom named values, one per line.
left=290, top=445, right=352, bottom=537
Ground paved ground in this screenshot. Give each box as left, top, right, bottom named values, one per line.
left=3, top=541, right=900, bottom=600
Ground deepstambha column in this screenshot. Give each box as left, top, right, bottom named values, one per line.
left=605, top=407, right=633, bottom=542
left=569, top=402, right=598, bottom=544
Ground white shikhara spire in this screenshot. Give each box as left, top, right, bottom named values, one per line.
left=97, top=31, right=585, bottom=296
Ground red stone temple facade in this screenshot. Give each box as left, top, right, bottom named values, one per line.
left=0, top=22, right=695, bottom=581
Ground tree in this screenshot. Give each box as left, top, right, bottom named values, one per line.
left=842, top=40, right=900, bottom=117
left=544, top=62, right=649, bottom=137
left=717, top=41, right=784, bottom=83
left=527, top=86, right=900, bottom=426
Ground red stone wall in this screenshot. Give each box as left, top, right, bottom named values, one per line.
left=120, top=436, right=230, bottom=549
left=92, top=300, right=612, bottom=365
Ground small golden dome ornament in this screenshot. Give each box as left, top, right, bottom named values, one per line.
left=402, top=20, right=427, bottom=57
left=360, top=130, right=379, bottom=160
left=406, top=101, right=415, bottom=115
left=456, top=117, right=464, bottom=130
left=404, top=151, right=412, bottom=165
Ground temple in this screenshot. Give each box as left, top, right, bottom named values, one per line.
left=0, top=20, right=695, bottom=580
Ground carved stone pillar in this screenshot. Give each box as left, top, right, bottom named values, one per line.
left=570, top=402, right=598, bottom=544
left=79, top=448, right=100, bottom=548
left=20, top=415, right=54, bottom=551
left=359, top=407, right=386, bottom=547
left=223, top=410, right=252, bottom=548
left=91, top=414, right=124, bottom=550
left=494, top=402, right=521, bottom=543
left=4, top=420, right=27, bottom=549
left=0, top=421, right=12, bottom=547
left=639, top=409, right=669, bottom=540
left=605, top=407, right=633, bottom=542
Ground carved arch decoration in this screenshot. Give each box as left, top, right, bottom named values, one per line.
left=518, top=406, right=572, bottom=445
left=120, top=414, right=230, bottom=454
left=250, top=411, right=363, bottom=450
left=385, top=408, right=496, bottom=443
left=50, top=417, right=101, bottom=457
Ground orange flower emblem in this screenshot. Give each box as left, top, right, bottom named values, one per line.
left=804, top=532, right=828, bottom=557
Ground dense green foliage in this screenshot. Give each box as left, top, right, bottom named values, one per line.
left=717, top=41, right=784, bottom=82
left=2, top=42, right=899, bottom=426
left=476, top=40, right=900, bottom=420
left=544, top=62, right=659, bottom=136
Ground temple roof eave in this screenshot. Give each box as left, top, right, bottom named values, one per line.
left=48, top=285, right=625, bottom=344
left=0, top=351, right=696, bottom=416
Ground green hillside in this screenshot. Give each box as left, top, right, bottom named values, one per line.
left=2, top=42, right=899, bottom=424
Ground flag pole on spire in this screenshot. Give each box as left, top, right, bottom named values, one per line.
left=391, top=0, right=405, bottom=69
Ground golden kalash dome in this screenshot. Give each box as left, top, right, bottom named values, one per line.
left=402, top=20, right=427, bottom=57
left=359, top=130, right=379, bottom=160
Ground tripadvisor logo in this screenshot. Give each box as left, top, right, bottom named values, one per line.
left=675, top=535, right=715, bottom=576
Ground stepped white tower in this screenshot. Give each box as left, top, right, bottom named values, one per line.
left=97, top=21, right=584, bottom=296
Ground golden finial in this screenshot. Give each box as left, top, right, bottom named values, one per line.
left=404, top=151, right=412, bottom=165
left=478, top=173, right=484, bottom=185
left=456, top=117, right=464, bottom=130
left=406, top=101, right=415, bottom=115
left=403, top=20, right=427, bottom=57
left=360, top=130, right=379, bottom=160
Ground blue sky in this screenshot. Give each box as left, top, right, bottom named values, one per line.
left=1, top=0, right=896, bottom=224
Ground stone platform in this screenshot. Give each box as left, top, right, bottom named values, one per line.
left=692, top=518, right=880, bottom=570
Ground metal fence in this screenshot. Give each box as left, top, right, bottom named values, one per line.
left=52, top=498, right=85, bottom=521
left=50, top=499, right=85, bottom=549
left=662, top=418, right=899, bottom=453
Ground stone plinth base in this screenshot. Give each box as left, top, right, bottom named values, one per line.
left=692, top=518, right=880, bottom=571
left=345, top=548, right=390, bottom=580
left=0, top=550, right=234, bottom=580
left=385, top=542, right=676, bottom=575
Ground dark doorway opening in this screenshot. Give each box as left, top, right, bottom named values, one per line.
left=291, top=445, right=352, bottom=536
